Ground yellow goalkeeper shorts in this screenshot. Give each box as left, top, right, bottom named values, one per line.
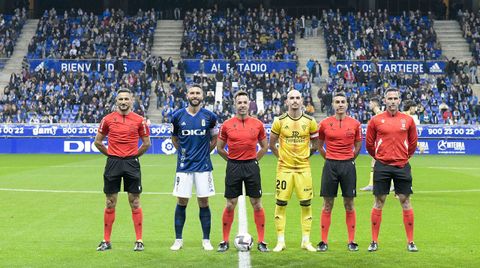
left=275, top=170, right=313, bottom=201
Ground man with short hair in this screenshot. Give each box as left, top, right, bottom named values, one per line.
left=317, top=92, right=362, bottom=252
left=170, top=84, right=218, bottom=251
left=403, top=100, right=420, bottom=125
left=269, top=90, right=319, bottom=252
left=403, top=100, right=424, bottom=154
left=216, top=91, right=269, bottom=252
left=366, top=88, right=418, bottom=252
left=94, top=88, right=151, bottom=252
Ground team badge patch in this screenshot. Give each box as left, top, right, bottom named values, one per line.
left=400, top=119, right=407, bottom=130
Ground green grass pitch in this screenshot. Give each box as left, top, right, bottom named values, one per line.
left=0, top=154, right=479, bottom=267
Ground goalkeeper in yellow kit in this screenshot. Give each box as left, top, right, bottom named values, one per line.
left=269, top=90, right=319, bottom=252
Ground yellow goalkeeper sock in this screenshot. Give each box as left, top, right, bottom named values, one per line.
left=301, top=205, right=312, bottom=238
left=274, top=204, right=286, bottom=236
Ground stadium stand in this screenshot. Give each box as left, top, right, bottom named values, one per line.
left=322, top=9, right=442, bottom=61
left=27, top=8, right=156, bottom=60
left=1, top=6, right=479, bottom=125
left=323, top=61, right=479, bottom=125
left=0, top=8, right=27, bottom=69
left=458, top=10, right=480, bottom=64
left=180, top=7, right=297, bottom=61
left=0, top=8, right=159, bottom=124
left=0, top=67, right=151, bottom=123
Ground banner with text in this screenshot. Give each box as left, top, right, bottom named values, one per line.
left=1, top=124, right=478, bottom=139
left=0, top=124, right=478, bottom=154
left=28, top=59, right=145, bottom=73
left=335, top=60, right=446, bottom=74
left=184, top=60, right=297, bottom=74
left=1, top=137, right=479, bottom=155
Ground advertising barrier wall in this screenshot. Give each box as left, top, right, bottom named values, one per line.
left=0, top=124, right=479, bottom=155
left=28, top=59, right=145, bottom=73
left=183, top=59, right=297, bottom=74
left=334, top=60, right=446, bottom=74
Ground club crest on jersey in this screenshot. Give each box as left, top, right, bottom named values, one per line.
left=400, top=119, right=407, bottom=130
left=302, top=124, right=307, bottom=131
left=201, top=119, right=206, bottom=126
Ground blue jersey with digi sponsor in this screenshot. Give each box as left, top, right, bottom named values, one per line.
left=171, top=108, right=218, bottom=172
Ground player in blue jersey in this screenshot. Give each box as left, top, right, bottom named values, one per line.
left=169, top=84, right=219, bottom=251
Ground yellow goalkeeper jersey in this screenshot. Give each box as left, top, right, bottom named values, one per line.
left=271, top=113, right=318, bottom=172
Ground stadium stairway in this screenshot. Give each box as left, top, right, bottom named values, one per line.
left=151, top=20, right=182, bottom=63
left=0, top=19, right=38, bottom=97
left=433, top=20, right=473, bottom=63
left=296, top=29, right=329, bottom=121
left=147, top=20, right=183, bottom=123
left=147, top=80, right=164, bottom=123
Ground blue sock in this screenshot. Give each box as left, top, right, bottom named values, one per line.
left=174, top=204, right=186, bottom=239
left=199, top=206, right=211, bottom=240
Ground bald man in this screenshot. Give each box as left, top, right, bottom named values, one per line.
left=269, top=90, right=319, bottom=252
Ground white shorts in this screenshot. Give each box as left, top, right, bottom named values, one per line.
left=172, top=171, right=216, bottom=198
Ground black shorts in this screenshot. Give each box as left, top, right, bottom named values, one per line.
left=224, top=159, right=262, bottom=198
left=373, top=161, right=413, bottom=196
left=320, top=159, right=357, bottom=198
left=103, top=156, right=142, bottom=194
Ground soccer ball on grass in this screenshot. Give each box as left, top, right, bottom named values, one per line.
left=233, top=233, right=253, bottom=251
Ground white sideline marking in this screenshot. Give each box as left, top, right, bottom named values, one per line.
left=237, top=191, right=251, bottom=268
left=0, top=188, right=479, bottom=195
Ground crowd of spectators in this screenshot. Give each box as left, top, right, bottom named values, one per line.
left=0, top=8, right=27, bottom=59
left=321, top=59, right=479, bottom=125
left=2, top=5, right=480, bottom=126
left=323, top=9, right=442, bottom=61
left=27, top=8, right=156, bottom=60
left=156, top=68, right=314, bottom=124
left=0, top=67, right=151, bottom=123
left=180, top=6, right=297, bottom=61
left=458, top=10, right=480, bottom=64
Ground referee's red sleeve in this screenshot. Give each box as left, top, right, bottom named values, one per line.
left=366, top=119, right=376, bottom=157
left=408, top=121, right=418, bottom=157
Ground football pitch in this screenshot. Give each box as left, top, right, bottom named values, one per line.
left=0, top=154, right=479, bottom=267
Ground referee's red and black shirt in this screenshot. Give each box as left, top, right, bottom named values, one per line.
left=219, top=116, right=266, bottom=160
left=318, top=116, right=362, bottom=160
left=98, top=111, right=150, bottom=158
